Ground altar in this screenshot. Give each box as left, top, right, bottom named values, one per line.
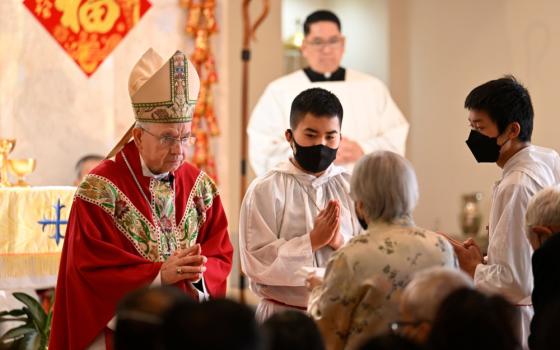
left=0, top=186, right=75, bottom=290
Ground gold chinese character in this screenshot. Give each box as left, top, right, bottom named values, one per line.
left=55, top=0, right=81, bottom=33
left=79, top=0, right=121, bottom=34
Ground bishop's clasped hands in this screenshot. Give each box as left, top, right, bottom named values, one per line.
left=161, top=243, right=207, bottom=285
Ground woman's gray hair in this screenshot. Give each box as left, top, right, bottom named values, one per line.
left=350, top=150, right=419, bottom=223
left=526, top=185, right=560, bottom=229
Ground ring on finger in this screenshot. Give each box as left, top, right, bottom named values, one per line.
left=176, top=266, right=183, bottom=274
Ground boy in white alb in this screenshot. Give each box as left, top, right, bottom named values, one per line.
left=239, top=87, right=361, bottom=322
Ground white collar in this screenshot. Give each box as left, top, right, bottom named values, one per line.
left=271, top=159, right=348, bottom=188
left=139, top=155, right=170, bottom=180
left=502, top=145, right=532, bottom=176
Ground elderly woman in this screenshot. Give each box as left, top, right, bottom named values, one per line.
left=307, top=151, right=457, bottom=350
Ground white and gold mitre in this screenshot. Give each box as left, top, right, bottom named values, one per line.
left=129, top=48, right=200, bottom=123
left=105, top=49, right=200, bottom=158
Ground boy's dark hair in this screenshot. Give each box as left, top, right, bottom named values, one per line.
left=290, top=88, right=343, bottom=129
left=464, top=75, right=533, bottom=142
left=303, top=10, right=341, bottom=36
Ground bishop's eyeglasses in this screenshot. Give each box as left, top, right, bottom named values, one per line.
left=140, top=127, right=195, bottom=147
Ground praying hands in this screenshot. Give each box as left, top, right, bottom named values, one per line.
left=439, top=232, right=483, bottom=278
left=310, top=200, right=341, bottom=251
left=160, top=243, right=207, bottom=285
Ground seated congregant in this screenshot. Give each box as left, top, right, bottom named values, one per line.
left=359, top=334, right=422, bottom=350
left=397, top=266, right=473, bottom=345
left=114, top=286, right=190, bottom=350
left=162, top=298, right=261, bottom=350
left=261, top=310, right=325, bottom=350
left=427, top=288, right=520, bottom=350
left=524, top=186, right=560, bottom=349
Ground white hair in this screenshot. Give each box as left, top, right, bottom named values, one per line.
left=401, top=267, right=474, bottom=322
left=350, top=151, right=419, bottom=223
left=526, top=185, right=560, bottom=229
left=134, top=121, right=148, bottom=129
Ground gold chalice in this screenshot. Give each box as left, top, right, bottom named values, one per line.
left=8, top=158, right=36, bottom=187
left=0, top=139, right=16, bottom=187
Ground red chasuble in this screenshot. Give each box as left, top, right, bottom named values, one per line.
left=49, top=141, right=233, bottom=350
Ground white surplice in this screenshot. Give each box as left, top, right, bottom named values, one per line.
left=247, top=69, right=409, bottom=176
left=474, top=145, right=560, bottom=349
left=239, top=160, right=362, bottom=321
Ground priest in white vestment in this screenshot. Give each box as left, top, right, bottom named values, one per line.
left=248, top=10, right=409, bottom=176
left=240, top=88, right=362, bottom=322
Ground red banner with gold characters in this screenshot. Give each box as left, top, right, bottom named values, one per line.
left=23, top=0, right=152, bottom=77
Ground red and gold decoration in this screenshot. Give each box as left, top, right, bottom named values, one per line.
left=23, top=0, right=152, bottom=76
left=180, top=0, right=220, bottom=181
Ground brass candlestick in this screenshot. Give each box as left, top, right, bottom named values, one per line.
left=460, top=192, right=483, bottom=236
left=0, top=139, right=16, bottom=187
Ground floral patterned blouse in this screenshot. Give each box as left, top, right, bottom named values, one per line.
left=308, top=220, right=458, bottom=350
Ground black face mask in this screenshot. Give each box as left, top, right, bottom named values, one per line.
left=290, top=131, right=338, bottom=173
left=465, top=130, right=501, bottom=163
